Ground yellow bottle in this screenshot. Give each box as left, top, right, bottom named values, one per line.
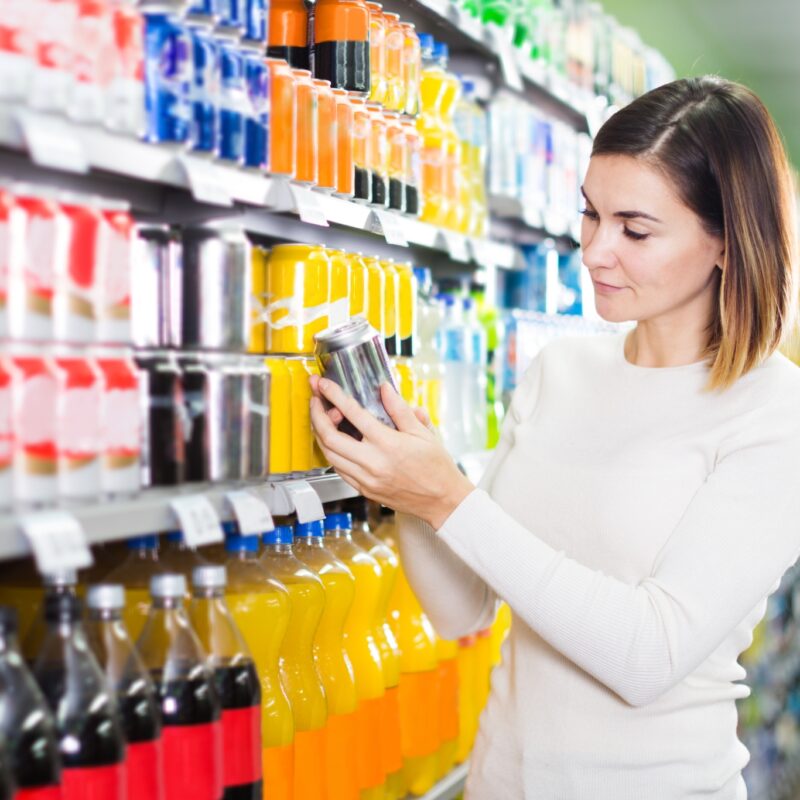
left=376, top=509, right=440, bottom=796
left=261, top=525, right=328, bottom=800
left=322, top=513, right=386, bottom=800
left=223, top=527, right=294, bottom=800
left=363, top=256, right=386, bottom=338
left=159, top=530, right=209, bottom=586
left=474, top=627, right=492, bottom=716
left=417, top=40, right=448, bottom=226
left=455, top=635, right=478, bottom=764
left=293, top=521, right=360, bottom=800
left=265, top=357, right=292, bottom=475
left=103, top=534, right=163, bottom=643
left=380, top=258, right=400, bottom=358
left=435, top=637, right=460, bottom=779
left=490, top=602, right=512, bottom=667
left=396, top=262, right=418, bottom=359
left=347, top=252, right=369, bottom=319
left=349, top=503, right=405, bottom=800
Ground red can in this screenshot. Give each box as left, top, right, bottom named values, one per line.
left=30, top=0, right=78, bottom=113
left=108, top=2, right=145, bottom=136
left=72, top=0, right=116, bottom=124
left=51, top=354, right=102, bottom=501
left=0, top=359, right=13, bottom=510
left=10, top=355, right=58, bottom=505
left=0, top=188, right=25, bottom=339
left=95, top=354, right=141, bottom=496
left=99, top=206, right=134, bottom=344
left=0, top=0, right=36, bottom=100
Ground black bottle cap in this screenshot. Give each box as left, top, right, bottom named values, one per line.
left=0, top=606, right=18, bottom=634
left=44, top=593, right=81, bottom=624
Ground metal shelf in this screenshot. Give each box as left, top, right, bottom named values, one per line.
left=0, top=473, right=359, bottom=562
left=0, top=102, right=520, bottom=271
left=413, top=762, right=469, bottom=800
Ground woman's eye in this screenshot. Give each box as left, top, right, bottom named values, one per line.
left=623, top=228, right=650, bottom=241
left=579, top=208, right=599, bottom=220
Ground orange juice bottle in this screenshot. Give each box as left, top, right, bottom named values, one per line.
left=365, top=2, right=387, bottom=105
left=293, top=69, right=318, bottom=185
left=383, top=12, right=405, bottom=112
left=347, top=251, right=368, bottom=318
left=384, top=110, right=406, bottom=214
left=455, top=635, right=478, bottom=764
left=376, top=509, right=440, bottom=796
left=363, top=256, right=385, bottom=338
left=367, top=102, right=389, bottom=208
left=223, top=527, right=295, bottom=800
left=266, top=58, right=297, bottom=178
left=293, top=520, right=359, bottom=800
left=435, top=637, right=459, bottom=779
left=348, top=501, right=404, bottom=800
left=332, top=89, right=355, bottom=198
left=268, top=0, right=310, bottom=69
left=314, top=78, right=337, bottom=191
left=379, top=257, right=400, bottom=357
left=401, top=22, right=421, bottom=117
left=261, top=525, right=328, bottom=800
left=417, top=35, right=447, bottom=225
left=265, top=357, right=292, bottom=475
left=322, top=513, right=386, bottom=800
left=103, top=534, right=163, bottom=642
left=350, top=94, right=373, bottom=203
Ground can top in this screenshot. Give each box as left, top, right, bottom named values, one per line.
left=314, top=317, right=380, bottom=352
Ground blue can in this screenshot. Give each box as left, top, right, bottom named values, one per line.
left=244, top=0, right=268, bottom=43
left=186, top=0, right=217, bottom=19
left=243, top=52, right=269, bottom=169
left=217, top=37, right=246, bottom=163
left=188, top=25, right=220, bottom=154
left=216, top=0, right=246, bottom=34
left=143, top=12, right=193, bottom=144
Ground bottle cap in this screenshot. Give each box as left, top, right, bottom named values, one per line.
left=224, top=533, right=260, bottom=553
left=324, top=513, right=353, bottom=532
left=263, top=525, right=294, bottom=545
left=0, top=606, right=18, bottom=634
left=192, top=565, right=227, bottom=589
left=86, top=584, right=125, bottom=611
left=295, top=520, right=324, bottom=539
left=150, top=573, right=187, bottom=599
left=44, top=593, right=81, bottom=623
left=165, top=531, right=184, bottom=544
left=127, top=535, right=159, bottom=550
left=43, top=570, right=77, bottom=587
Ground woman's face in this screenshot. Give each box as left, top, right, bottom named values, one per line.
left=580, top=154, right=724, bottom=326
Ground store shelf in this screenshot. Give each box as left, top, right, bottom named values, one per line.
left=0, top=101, right=520, bottom=271
left=413, top=762, right=469, bottom=800
left=0, top=473, right=359, bottom=563
left=489, top=195, right=581, bottom=251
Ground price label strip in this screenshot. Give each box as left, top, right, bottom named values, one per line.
left=290, top=184, right=329, bottom=227
left=19, top=511, right=93, bottom=575
left=439, top=230, right=470, bottom=262
left=372, top=210, right=409, bottom=247
left=169, top=494, right=224, bottom=547
left=178, top=154, right=233, bottom=206
left=16, top=110, right=89, bottom=174
left=226, top=489, right=275, bottom=536
left=282, top=480, right=324, bottom=524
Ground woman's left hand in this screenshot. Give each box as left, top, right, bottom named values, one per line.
left=309, top=375, right=474, bottom=530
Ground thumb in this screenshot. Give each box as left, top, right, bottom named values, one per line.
left=381, top=383, right=425, bottom=434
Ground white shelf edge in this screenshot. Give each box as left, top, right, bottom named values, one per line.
left=414, top=762, right=469, bottom=800
left=0, top=473, right=359, bottom=561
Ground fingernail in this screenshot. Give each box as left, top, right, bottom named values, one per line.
left=319, top=378, right=330, bottom=391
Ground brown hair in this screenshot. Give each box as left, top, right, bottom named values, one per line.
left=592, top=76, right=798, bottom=390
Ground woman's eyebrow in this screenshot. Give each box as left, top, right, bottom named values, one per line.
left=580, top=187, right=663, bottom=224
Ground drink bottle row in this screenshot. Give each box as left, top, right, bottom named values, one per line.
left=0, top=504, right=511, bottom=800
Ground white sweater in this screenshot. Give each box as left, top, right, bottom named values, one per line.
left=397, top=332, right=800, bottom=800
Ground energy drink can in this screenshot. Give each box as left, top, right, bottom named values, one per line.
left=367, top=103, right=388, bottom=207
left=326, top=249, right=351, bottom=327
left=98, top=204, right=134, bottom=345
left=363, top=256, right=385, bottom=338
left=384, top=110, right=406, bottom=213
left=0, top=189, right=25, bottom=339
left=402, top=118, right=421, bottom=217
left=397, top=262, right=418, bottom=357
left=383, top=12, right=404, bottom=112
left=131, top=224, right=174, bottom=349
left=107, top=2, right=146, bottom=137
left=264, top=244, right=330, bottom=355
left=217, top=35, right=247, bottom=163
left=286, top=357, right=313, bottom=473
left=267, top=0, right=309, bottom=69
left=311, top=0, right=370, bottom=93
left=379, top=258, right=399, bottom=356
left=293, top=69, right=318, bottom=185
left=365, top=2, right=387, bottom=105
left=264, top=357, right=291, bottom=475
left=347, top=252, right=368, bottom=318
left=216, top=0, right=247, bottom=36
left=349, top=94, right=372, bottom=203
left=401, top=22, right=421, bottom=116
left=142, top=9, right=192, bottom=144
left=244, top=0, right=268, bottom=45
left=0, top=359, right=12, bottom=509
left=266, top=58, right=295, bottom=177
left=188, top=22, right=220, bottom=155
left=242, top=355, right=270, bottom=480
left=332, top=88, right=354, bottom=198
left=181, top=224, right=252, bottom=352
left=314, top=78, right=336, bottom=190
left=249, top=244, right=268, bottom=354
left=243, top=51, right=269, bottom=170
left=314, top=317, right=398, bottom=439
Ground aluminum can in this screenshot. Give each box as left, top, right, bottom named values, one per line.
left=142, top=10, right=192, bottom=144
left=264, top=244, right=330, bottom=355
left=0, top=358, right=14, bottom=509
left=249, top=244, right=267, bottom=353
left=314, top=317, right=398, bottom=439
left=0, top=189, right=26, bottom=339
left=71, top=0, right=116, bottom=124
left=131, top=224, right=174, bottom=348
left=286, top=357, right=313, bottom=472
left=379, top=257, right=399, bottom=357
left=0, top=0, right=35, bottom=101
left=326, top=249, right=351, bottom=327
left=241, top=355, right=270, bottom=479
left=217, top=35, right=247, bottom=163
left=188, top=22, right=220, bottom=154
left=94, top=352, right=142, bottom=496
left=98, top=205, right=134, bottom=345
left=264, top=357, right=290, bottom=475
left=181, top=224, right=251, bottom=351
left=244, top=0, right=268, bottom=44
left=51, top=351, right=103, bottom=502
left=179, top=352, right=248, bottom=482
left=135, top=350, right=186, bottom=487
left=215, top=0, right=246, bottom=35
left=243, top=51, right=269, bottom=170
left=29, top=0, right=78, bottom=113
left=186, top=0, right=218, bottom=22
left=10, top=352, right=58, bottom=505
left=107, top=3, right=146, bottom=137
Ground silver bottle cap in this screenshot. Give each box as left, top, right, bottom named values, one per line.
left=86, top=584, right=125, bottom=610
left=192, top=565, right=227, bottom=589
left=150, top=573, right=187, bottom=599
left=43, top=570, right=78, bottom=587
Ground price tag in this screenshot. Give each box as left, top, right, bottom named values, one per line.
left=19, top=511, right=93, bottom=575
left=290, top=184, right=329, bottom=227
left=374, top=210, right=409, bottom=247
left=487, top=25, right=523, bottom=92
left=226, top=489, right=274, bottom=536
left=441, top=230, right=470, bottom=262
left=178, top=155, right=233, bottom=206
left=469, top=237, right=494, bottom=268
left=17, top=110, right=89, bottom=174
left=169, top=495, right=224, bottom=547
left=522, top=204, right=543, bottom=230
left=283, top=480, right=324, bottom=523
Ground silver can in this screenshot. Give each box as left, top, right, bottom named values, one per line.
left=314, top=317, right=398, bottom=439
left=240, top=355, right=271, bottom=480
left=131, top=225, right=176, bottom=348
left=179, top=353, right=248, bottom=482
left=180, top=224, right=251, bottom=351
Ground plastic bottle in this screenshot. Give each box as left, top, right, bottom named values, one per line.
left=292, top=521, right=359, bottom=800
left=0, top=736, right=14, bottom=800
left=85, top=584, right=164, bottom=800
left=346, top=500, right=404, bottom=800
left=437, top=295, right=472, bottom=457
left=21, top=570, right=79, bottom=664
left=414, top=272, right=446, bottom=430
left=159, top=531, right=209, bottom=585
left=489, top=602, right=512, bottom=666
left=223, top=528, right=294, bottom=800
left=434, top=638, right=459, bottom=780
left=0, top=605, right=62, bottom=799
left=190, top=566, right=262, bottom=800
left=433, top=44, right=462, bottom=232
left=454, top=636, right=478, bottom=764
left=320, top=513, right=386, bottom=800
left=474, top=628, right=493, bottom=716
left=376, top=509, right=440, bottom=796
left=463, top=297, right=489, bottom=452
left=0, top=558, right=46, bottom=646
left=472, top=286, right=506, bottom=450
left=33, top=593, right=127, bottom=800
left=103, top=535, right=163, bottom=642
left=260, top=526, right=327, bottom=800
left=137, top=574, right=223, bottom=800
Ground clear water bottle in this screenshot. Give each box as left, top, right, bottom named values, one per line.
left=436, top=294, right=472, bottom=457
left=463, top=298, right=488, bottom=452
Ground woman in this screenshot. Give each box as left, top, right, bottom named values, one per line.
left=309, top=76, right=800, bottom=799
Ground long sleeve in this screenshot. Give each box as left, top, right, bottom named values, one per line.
left=436, top=396, right=800, bottom=707
left=396, top=354, right=546, bottom=640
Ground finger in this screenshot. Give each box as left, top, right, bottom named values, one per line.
left=317, top=378, right=390, bottom=441
left=413, top=406, right=432, bottom=430
left=309, top=373, right=320, bottom=393
left=310, top=396, right=374, bottom=463
left=380, top=383, right=426, bottom=434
